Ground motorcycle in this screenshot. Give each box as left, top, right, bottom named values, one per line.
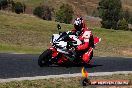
left=38, top=24, right=101, bottom=67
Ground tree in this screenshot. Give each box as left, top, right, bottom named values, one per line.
left=33, top=5, right=53, bottom=20
left=56, top=4, right=74, bottom=24
left=98, top=0, right=122, bottom=29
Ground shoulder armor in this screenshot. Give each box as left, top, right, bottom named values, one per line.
left=82, top=31, right=91, bottom=39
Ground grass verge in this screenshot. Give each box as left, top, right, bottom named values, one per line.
left=0, top=11, right=132, bottom=57
left=0, top=74, right=132, bottom=88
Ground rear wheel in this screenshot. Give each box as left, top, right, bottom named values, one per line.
left=38, top=49, right=52, bottom=67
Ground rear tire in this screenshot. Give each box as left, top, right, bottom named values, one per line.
left=38, top=49, right=52, bottom=67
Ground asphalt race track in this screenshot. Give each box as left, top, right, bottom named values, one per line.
left=0, top=53, right=132, bottom=79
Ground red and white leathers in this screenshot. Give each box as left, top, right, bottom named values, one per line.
left=72, top=27, right=93, bottom=63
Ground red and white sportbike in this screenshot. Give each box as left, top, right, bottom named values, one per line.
left=38, top=24, right=101, bottom=67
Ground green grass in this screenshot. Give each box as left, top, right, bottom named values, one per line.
left=0, top=11, right=71, bottom=53
left=0, top=11, right=132, bottom=57
left=92, top=28, right=132, bottom=57
left=0, top=74, right=132, bottom=88
left=0, top=44, right=42, bottom=54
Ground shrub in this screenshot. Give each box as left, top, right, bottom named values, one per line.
left=56, top=4, right=74, bottom=24
left=0, top=0, right=8, bottom=10
left=12, top=2, right=26, bottom=14
left=33, top=5, right=52, bottom=20
left=128, top=17, right=132, bottom=24
left=33, top=6, right=43, bottom=18
left=123, top=10, right=130, bottom=22
left=117, top=18, right=129, bottom=31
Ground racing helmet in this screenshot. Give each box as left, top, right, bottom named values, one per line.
left=74, top=17, right=85, bottom=31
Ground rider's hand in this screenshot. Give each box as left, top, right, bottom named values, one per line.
left=71, top=46, right=78, bottom=51
left=66, top=31, right=71, bottom=34
left=71, top=47, right=75, bottom=51
left=67, top=31, right=75, bottom=35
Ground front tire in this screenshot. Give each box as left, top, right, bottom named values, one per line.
left=38, top=49, right=52, bottom=67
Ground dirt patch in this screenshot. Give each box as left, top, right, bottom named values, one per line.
left=122, top=49, right=132, bottom=56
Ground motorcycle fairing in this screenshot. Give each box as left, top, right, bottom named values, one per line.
left=49, top=47, right=58, bottom=58
left=49, top=32, right=101, bottom=65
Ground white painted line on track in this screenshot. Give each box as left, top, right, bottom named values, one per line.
left=1, top=71, right=132, bottom=83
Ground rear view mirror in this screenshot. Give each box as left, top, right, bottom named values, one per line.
left=57, top=24, right=61, bottom=30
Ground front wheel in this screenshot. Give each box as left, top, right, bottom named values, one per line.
left=38, top=49, right=52, bottom=67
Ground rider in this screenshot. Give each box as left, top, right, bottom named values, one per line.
left=69, top=17, right=94, bottom=63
